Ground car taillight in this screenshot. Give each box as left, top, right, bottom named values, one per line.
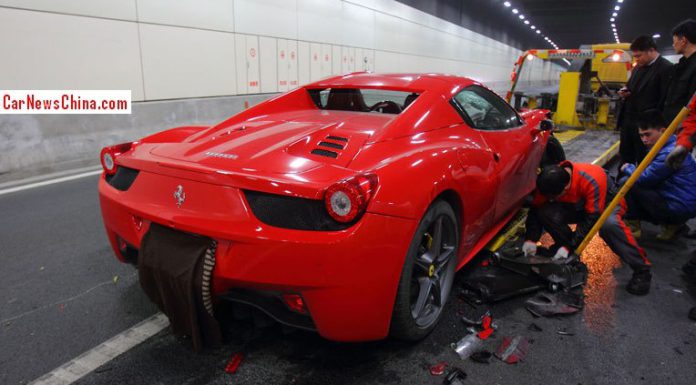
left=324, top=174, right=378, bottom=223
left=100, top=142, right=135, bottom=175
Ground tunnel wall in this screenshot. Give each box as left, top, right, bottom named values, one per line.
left=0, top=0, right=563, bottom=179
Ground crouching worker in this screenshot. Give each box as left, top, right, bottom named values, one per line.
left=620, top=110, right=696, bottom=240
left=522, top=161, right=652, bottom=295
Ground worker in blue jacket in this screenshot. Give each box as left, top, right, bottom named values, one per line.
left=619, top=109, right=696, bottom=240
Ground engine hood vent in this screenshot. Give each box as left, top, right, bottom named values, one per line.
left=309, top=135, right=349, bottom=159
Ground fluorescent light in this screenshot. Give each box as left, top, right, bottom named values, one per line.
left=610, top=17, right=615, bottom=22
left=536, top=30, right=541, bottom=34
left=613, top=12, right=618, bottom=16
left=618, top=0, right=624, bottom=3
left=611, top=23, right=615, bottom=27
left=531, top=25, right=536, bottom=29
left=524, top=20, right=530, bottom=25
left=504, top=1, right=511, bottom=7
left=653, top=33, right=661, bottom=38
left=512, top=8, right=519, bottom=14
left=615, top=5, right=620, bottom=10
left=519, top=14, right=525, bottom=19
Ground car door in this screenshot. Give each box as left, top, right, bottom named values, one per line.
left=452, top=85, right=543, bottom=221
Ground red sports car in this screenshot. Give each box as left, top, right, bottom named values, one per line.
left=99, top=73, right=552, bottom=342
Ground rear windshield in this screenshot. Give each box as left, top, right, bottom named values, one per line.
left=308, top=88, right=419, bottom=114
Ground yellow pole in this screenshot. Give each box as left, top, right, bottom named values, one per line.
left=575, top=92, right=696, bottom=255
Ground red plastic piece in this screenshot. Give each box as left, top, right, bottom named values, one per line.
left=477, top=315, right=494, bottom=340
left=224, top=353, right=244, bottom=374
left=429, top=362, right=447, bottom=376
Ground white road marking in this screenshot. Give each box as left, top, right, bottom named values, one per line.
left=29, top=313, right=169, bottom=385
left=0, top=170, right=102, bottom=196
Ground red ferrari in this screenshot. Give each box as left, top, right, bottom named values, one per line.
left=99, top=73, right=552, bottom=342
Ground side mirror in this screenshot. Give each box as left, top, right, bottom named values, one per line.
left=540, top=119, right=554, bottom=132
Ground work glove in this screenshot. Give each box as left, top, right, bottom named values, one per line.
left=666, top=145, right=689, bottom=169
left=522, top=241, right=537, bottom=257
left=552, top=246, right=570, bottom=261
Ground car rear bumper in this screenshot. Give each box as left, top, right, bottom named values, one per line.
left=98, top=171, right=417, bottom=341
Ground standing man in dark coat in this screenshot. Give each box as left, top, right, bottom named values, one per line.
left=617, top=36, right=673, bottom=165
left=664, top=19, right=696, bottom=167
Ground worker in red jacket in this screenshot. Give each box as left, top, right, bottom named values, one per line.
left=665, top=96, right=696, bottom=168
left=666, top=96, right=696, bottom=320
left=523, top=161, right=652, bottom=295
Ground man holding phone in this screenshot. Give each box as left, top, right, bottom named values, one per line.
left=617, top=36, right=673, bottom=164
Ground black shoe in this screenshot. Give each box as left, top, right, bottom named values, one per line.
left=689, top=307, right=696, bottom=321
left=626, top=269, right=651, bottom=296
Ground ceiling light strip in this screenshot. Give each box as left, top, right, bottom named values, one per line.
left=503, top=1, right=559, bottom=49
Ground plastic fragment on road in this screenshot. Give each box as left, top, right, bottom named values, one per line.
left=477, top=315, right=495, bottom=339
left=443, top=367, right=467, bottom=385
left=525, top=291, right=583, bottom=317
left=224, top=352, right=244, bottom=374
left=528, top=323, right=543, bottom=332
left=470, top=350, right=492, bottom=364
left=451, top=330, right=483, bottom=360
left=458, top=288, right=484, bottom=305
left=113, top=275, right=119, bottom=283
left=460, top=305, right=490, bottom=326
left=557, top=328, right=575, bottom=336
left=429, top=362, right=448, bottom=376
left=495, top=336, right=529, bottom=364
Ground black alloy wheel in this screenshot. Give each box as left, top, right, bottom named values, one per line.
left=390, top=200, right=459, bottom=340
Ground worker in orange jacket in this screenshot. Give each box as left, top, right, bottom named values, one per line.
left=523, top=161, right=652, bottom=295
left=665, top=95, right=696, bottom=320
left=665, top=96, right=696, bottom=169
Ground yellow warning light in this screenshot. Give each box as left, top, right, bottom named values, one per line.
left=611, top=53, right=621, bottom=62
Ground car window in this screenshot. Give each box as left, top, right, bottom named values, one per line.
left=308, top=88, right=419, bottom=114
left=452, top=85, right=522, bottom=130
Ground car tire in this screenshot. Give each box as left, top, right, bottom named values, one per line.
left=390, top=200, right=459, bottom=341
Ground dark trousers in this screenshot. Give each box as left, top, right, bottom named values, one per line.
left=625, top=185, right=686, bottom=224
left=530, top=202, right=650, bottom=271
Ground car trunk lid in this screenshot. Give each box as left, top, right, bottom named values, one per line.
left=148, top=110, right=393, bottom=174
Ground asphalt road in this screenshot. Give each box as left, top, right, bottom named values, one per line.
left=1, top=171, right=696, bottom=385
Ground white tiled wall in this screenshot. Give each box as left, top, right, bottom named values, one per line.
left=0, top=0, right=564, bottom=101
left=0, top=0, right=137, bottom=20
left=0, top=7, right=144, bottom=99
left=259, top=36, right=278, bottom=93
left=139, top=24, right=237, bottom=100
left=137, top=0, right=235, bottom=32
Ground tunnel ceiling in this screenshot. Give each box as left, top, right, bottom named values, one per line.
left=397, top=0, right=692, bottom=54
